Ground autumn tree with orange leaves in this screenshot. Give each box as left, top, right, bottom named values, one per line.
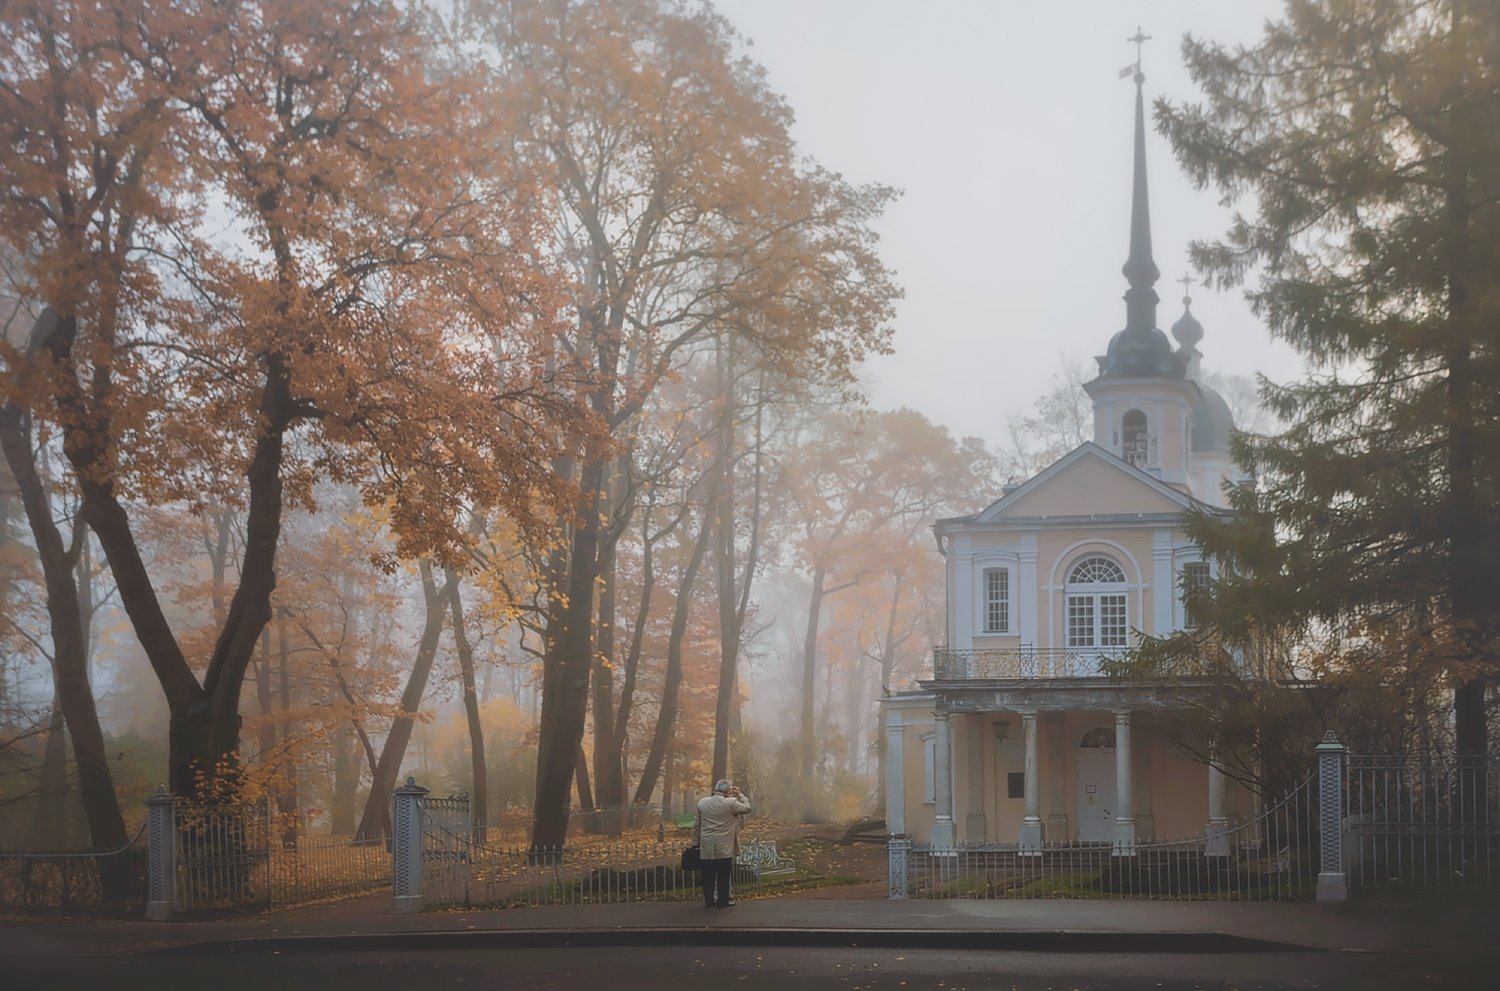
left=0, top=0, right=587, bottom=798
left=468, top=0, right=899, bottom=849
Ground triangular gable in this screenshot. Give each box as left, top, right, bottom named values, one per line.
left=972, top=443, right=1197, bottom=523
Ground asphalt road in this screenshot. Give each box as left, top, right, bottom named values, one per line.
left=5, top=946, right=1491, bottom=990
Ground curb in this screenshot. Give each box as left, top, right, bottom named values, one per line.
left=154, top=927, right=1320, bottom=956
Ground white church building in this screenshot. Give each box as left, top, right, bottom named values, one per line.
left=883, top=66, right=1253, bottom=854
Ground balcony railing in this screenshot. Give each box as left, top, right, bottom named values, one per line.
left=933, top=646, right=1129, bottom=679
left=932, top=645, right=1226, bottom=680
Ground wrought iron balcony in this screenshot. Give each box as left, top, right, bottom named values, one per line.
left=931, top=646, right=1130, bottom=680
left=931, top=645, right=1227, bottom=681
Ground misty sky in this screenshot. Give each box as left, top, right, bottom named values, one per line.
left=721, top=0, right=1299, bottom=449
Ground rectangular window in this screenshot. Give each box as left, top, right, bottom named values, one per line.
left=1099, top=594, right=1128, bottom=648
left=984, top=568, right=1009, bottom=632
left=1007, top=772, right=1025, bottom=799
left=1067, top=595, right=1095, bottom=647
left=1183, top=562, right=1211, bottom=628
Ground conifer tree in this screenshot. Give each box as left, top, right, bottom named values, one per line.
left=1157, top=0, right=1500, bottom=764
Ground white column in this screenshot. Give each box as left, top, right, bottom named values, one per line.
left=931, top=709, right=956, bottom=849
left=1018, top=711, right=1043, bottom=854
left=884, top=710, right=906, bottom=837
left=965, top=715, right=987, bottom=843
left=1205, top=734, right=1228, bottom=857
left=1113, top=711, right=1136, bottom=855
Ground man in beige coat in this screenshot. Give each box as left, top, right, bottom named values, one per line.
left=693, top=779, right=750, bottom=907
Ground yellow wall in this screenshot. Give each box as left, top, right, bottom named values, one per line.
left=893, top=705, right=1256, bottom=845
left=995, top=454, right=1185, bottom=518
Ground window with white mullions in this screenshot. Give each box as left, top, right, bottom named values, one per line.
left=983, top=568, right=1009, bottom=633
left=1182, top=561, right=1211, bottom=628
left=1065, top=556, right=1130, bottom=650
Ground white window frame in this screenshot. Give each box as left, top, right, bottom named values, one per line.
left=1181, top=560, right=1212, bottom=629
left=1065, top=556, right=1130, bottom=650
left=982, top=567, right=1010, bottom=633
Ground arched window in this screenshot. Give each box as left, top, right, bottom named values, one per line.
left=1080, top=727, right=1117, bottom=749
left=1122, top=409, right=1148, bottom=468
left=1068, top=557, right=1126, bottom=585
left=1065, top=555, right=1128, bottom=656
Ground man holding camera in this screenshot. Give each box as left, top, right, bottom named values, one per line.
left=693, top=779, right=751, bottom=908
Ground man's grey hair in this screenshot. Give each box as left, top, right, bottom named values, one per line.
left=714, top=779, right=732, bottom=794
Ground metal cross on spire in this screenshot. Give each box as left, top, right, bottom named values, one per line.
left=1120, top=27, right=1151, bottom=82
left=1178, top=272, right=1195, bottom=303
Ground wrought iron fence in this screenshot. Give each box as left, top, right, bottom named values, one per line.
left=417, top=793, right=783, bottom=908
left=0, top=824, right=148, bottom=916
left=901, top=772, right=1315, bottom=901
left=173, top=799, right=272, bottom=915
left=1344, top=754, right=1500, bottom=895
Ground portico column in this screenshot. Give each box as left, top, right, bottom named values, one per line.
left=1205, top=734, right=1229, bottom=857
left=931, top=709, right=956, bottom=849
left=1112, top=710, right=1136, bottom=855
left=1018, top=712, right=1043, bottom=854
left=884, top=710, right=905, bottom=836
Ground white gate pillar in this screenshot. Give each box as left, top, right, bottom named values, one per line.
left=144, top=787, right=176, bottom=921
left=1018, top=712, right=1043, bottom=854
left=1315, top=731, right=1348, bottom=902
left=1205, top=734, right=1229, bottom=857
left=931, top=709, right=956, bottom=850
left=391, top=776, right=429, bottom=913
left=1112, top=710, right=1137, bottom=855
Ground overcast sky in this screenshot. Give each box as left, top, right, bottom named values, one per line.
left=720, top=0, right=1299, bottom=449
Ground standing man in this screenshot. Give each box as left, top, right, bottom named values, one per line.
left=694, top=779, right=750, bottom=908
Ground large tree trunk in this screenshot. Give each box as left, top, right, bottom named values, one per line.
left=331, top=720, right=359, bottom=835
left=588, top=539, right=621, bottom=834
left=0, top=384, right=127, bottom=855
left=799, top=565, right=828, bottom=782
left=356, top=563, right=451, bottom=839
left=275, top=615, right=298, bottom=848
left=532, top=456, right=606, bottom=849
left=445, top=572, right=488, bottom=839
left=631, top=508, right=713, bottom=809
left=1442, top=165, right=1490, bottom=825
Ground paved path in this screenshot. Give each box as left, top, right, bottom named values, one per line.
left=4, top=892, right=1499, bottom=957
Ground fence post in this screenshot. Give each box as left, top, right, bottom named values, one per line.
left=887, top=836, right=910, bottom=900
left=391, top=776, right=429, bottom=913
left=144, top=786, right=176, bottom=921
left=1315, top=731, right=1348, bottom=903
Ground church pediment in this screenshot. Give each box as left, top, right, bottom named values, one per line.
left=973, top=443, right=1197, bottom=523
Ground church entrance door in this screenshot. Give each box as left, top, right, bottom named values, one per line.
left=1075, top=750, right=1116, bottom=843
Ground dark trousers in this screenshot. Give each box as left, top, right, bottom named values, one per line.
left=701, top=857, right=732, bottom=906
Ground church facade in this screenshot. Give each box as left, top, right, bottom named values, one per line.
left=883, top=68, right=1251, bottom=853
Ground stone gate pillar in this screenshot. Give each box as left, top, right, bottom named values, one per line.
left=391, top=776, right=429, bottom=913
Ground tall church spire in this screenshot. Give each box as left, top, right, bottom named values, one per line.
left=1092, top=29, right=1182, bottom=381
left=1121, top=28, right=1159, bottom=334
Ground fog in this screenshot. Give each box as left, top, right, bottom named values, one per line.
left=1, top=0, right=1304, bottom=848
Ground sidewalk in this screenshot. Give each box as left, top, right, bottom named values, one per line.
left=4, top=890, right=1499, bottom=958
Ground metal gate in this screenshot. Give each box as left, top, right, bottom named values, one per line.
left=1344, top=754, right=1500, bottom=895
left=173, top=798, right=272, bottom=915
left=896, top=771, right=1316, bottom=901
